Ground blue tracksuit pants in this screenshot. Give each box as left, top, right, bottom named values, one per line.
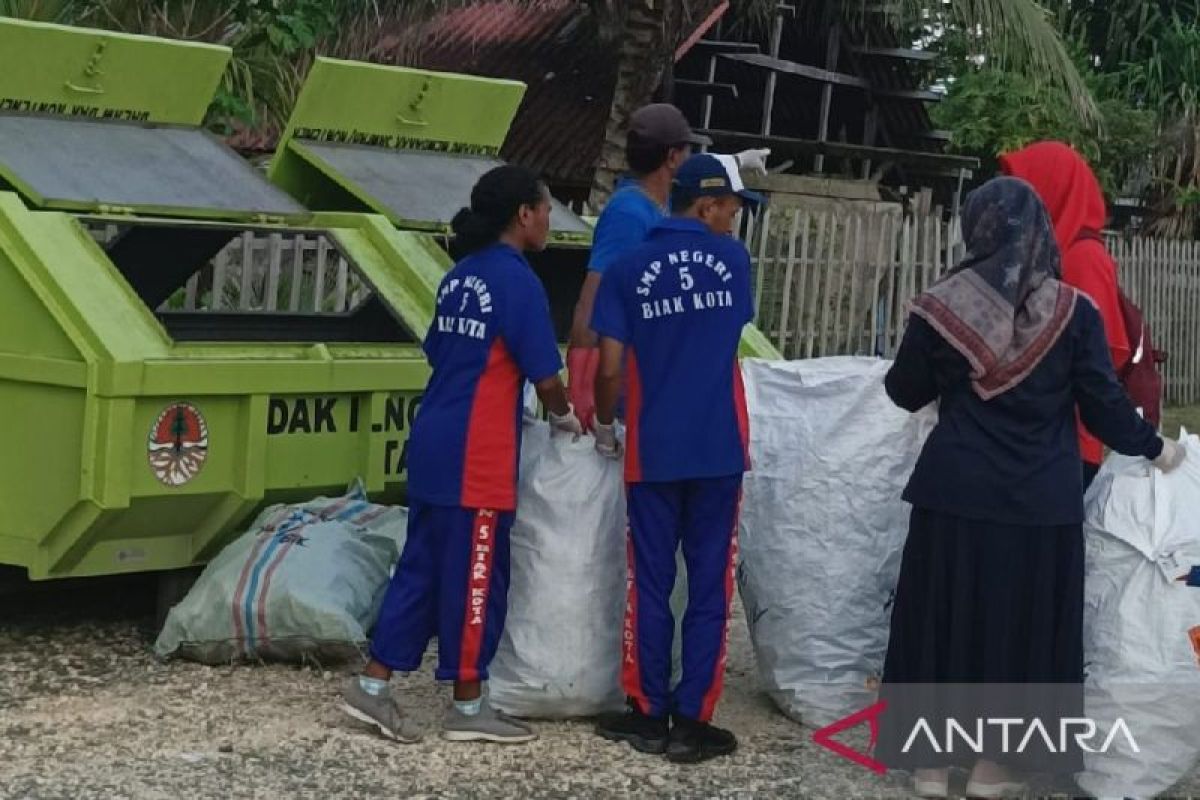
left=623, top=474, right=742, bottom=722
left=370, top=501, right=513, bottom=682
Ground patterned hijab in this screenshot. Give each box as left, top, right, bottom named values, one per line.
left=911, top=177, right=1078, bottom=400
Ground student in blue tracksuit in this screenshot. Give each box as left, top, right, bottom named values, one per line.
left=589, top=153, right=760, bottom=763
left=340, top=165, right=583, bottom=745
left=566, top=103, right=768, bottom=429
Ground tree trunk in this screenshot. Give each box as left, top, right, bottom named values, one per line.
left=588, top=0, right=672, bottom=210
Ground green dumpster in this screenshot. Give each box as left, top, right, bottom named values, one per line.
left=269, top=58, right=781, bottom=357
left=0, top=20, right=441, bottom=580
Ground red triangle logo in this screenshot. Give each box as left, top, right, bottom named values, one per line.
left=811, top=700, right=889, bottom=775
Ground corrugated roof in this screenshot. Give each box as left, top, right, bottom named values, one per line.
left=227, top=1, right=614, bottom=193
left=229, top=1, right=725, bottom=196
left=415, top=1, right=615, bottom=192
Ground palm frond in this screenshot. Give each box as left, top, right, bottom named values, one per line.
left=879, top=0, right=1099, bottom=125
left=0, top=0, right=86, bottom=21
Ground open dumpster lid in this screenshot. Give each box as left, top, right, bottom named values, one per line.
left=0, top=18, right=307, bottom=222
left=271, top=59, right=591, bottom=243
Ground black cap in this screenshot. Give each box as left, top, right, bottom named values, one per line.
left=629, top=103, right=712, bottom=148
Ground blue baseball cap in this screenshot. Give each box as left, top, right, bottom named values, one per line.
left=673, top=153, right=765, bottom=207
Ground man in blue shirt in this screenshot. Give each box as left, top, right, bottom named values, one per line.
left=590, top=153, right=760, bottom=763
left=566, top=103, right=768, bottom=428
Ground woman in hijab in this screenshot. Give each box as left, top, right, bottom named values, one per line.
left=999, top=142, right=1128, bottom=489
left=877, top=177, right=1184, bottom=798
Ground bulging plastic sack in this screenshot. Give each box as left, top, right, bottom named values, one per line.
left=737, top=357, right=935, bottom=728
left=1078, top=432, right=1200, bottom=799
left=488, top=422, right=628, bottom=718
left=155, top=482, right=406, bottom=665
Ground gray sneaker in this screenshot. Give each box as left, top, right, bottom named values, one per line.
left=340, top=678, right=422, bottom=743
left=441, top=699, right=538, bottom=743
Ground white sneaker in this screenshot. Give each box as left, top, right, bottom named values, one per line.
left=965, top=761, right=1025, bottom=798
left=913, top=768, right=950, bottom=798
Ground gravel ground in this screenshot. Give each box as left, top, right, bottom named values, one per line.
left=2, top=575, right=1198, bottom=799
left=0, top=573, right=908, bottom=800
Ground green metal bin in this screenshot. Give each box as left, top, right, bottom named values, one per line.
left=0, top=20, right=444, bottom=580
left=268, top=58, right=781, bottom=357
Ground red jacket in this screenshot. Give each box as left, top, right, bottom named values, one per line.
left=999, top=142, right=1131, bottom=466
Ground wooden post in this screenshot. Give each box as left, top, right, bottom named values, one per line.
left=813, top=21, right=840, bottom=174
left=766, top=213, right=790, bottom=340
left=921, top=212, right=934, bottom=293
left=804, top=212, right=827, bottom=359
left=289, top=234, right=306, bottom=312
left=212, top=248, right=228, bottom=311
left=892, top=216, right=913, bottom=355
left=743, top=204, right=759, bottom=285
left=265, top=233, right=283, bottom=312
left=844, top=214, right=863, bottom=353
left=794, top=210, right=815, bottom=357
left=933, top=213, right=944, bottom=282
left=334, top=256, right=350, bottom=312
left=184, top=273, right=199, bottom=311
left=753, top=209, right=772, bottom=326
left=239, top=231, right=256, bottom=310
left=1191, top=243, right=1199, bottom=404
left=824, top=212, right=852, bottom=355
left=761, top=9, right=785, bottom=136
left=314, top=238, right=329, bottom=312
left=777, top=209, right=802, bottom=356
left=882, top=215, right=899, bottom=358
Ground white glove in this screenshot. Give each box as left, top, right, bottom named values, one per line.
left=1153, top=438, right=1186, bottom=473
left=548, top=405, right=584, bottom=438
left=594, top=420, right=622, bottom=460
left=734, top=148, right=771, bottom=175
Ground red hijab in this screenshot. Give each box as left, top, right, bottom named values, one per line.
left=998, top=142, right=1107, bottom=253
left=999, top=141, right=1131, bottom=464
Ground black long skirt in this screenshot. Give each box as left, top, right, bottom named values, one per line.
left=874, top=507, right=1085, bottom=775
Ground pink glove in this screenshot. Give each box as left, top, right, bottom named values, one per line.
left=566, top=347, right=600, bottom=433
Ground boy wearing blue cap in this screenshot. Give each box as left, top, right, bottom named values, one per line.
left=589, top=153, right=760, bottom=763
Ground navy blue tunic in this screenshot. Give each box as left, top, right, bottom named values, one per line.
left=885, top=299, right=1161, bottom=526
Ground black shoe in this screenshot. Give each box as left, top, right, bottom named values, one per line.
left=595, top=705, right=669, bottom=754
left=666, top=715, right=738, bottom=763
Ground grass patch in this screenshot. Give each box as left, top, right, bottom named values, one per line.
left=1164, top=406, right=1200, bottom=437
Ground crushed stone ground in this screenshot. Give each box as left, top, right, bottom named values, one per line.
left=0, top=573, right=1195, bottom=798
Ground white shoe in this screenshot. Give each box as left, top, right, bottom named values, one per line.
left=963, top=779, right=1025, bottom=798
left=913, top=768, right=950, bottom=798
left=965, top=761, right=1024, bottom=798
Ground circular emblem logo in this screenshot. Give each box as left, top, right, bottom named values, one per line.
left=148, top=402, right=209, bottom=487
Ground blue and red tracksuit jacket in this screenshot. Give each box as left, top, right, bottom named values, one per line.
left=406, top=242, right=563, bottom=510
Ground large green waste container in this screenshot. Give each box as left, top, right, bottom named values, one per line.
left=0, top=20, right=443, bottom=580
left=268, top=58, right=781, bottom=357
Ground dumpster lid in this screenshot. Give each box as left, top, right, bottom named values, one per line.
left=0, top=18, right=307, bottom=221
left=272, top=58, right=590, bottom=242
left=0, top=115, right=307, bottom=220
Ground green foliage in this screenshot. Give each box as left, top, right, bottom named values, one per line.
left=936, top=1, right=1200, bottom=234
left=933, top=64, right=1154, bottom=196
left=0, top=0, right=78, bottom=19
left=877, top=0, right=1100, bottom=124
